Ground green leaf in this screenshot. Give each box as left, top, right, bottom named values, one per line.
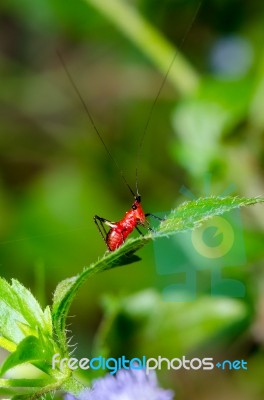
left=0, top=335, right=49, bottom=376
left=157, top=196, right=264, bottom=237
left=11, top=280, right=50, bottom=334
left=0, top=279, right=27, bottom=345
left=52, top=196, right=264, bottom=349
left=0, top=301, right=26, bottom=346
left=0, top=278, right=53, bottom=349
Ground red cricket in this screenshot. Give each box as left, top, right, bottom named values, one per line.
left=58, top=52, right=162, bottom=252
left=94, top=195, right=145, bottom=251
left=94, top=194, right=158, bottom=251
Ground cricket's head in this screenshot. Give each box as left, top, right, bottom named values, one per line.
left=131, top=195, right=146, bottom=224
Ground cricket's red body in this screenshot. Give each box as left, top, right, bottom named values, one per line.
left=94, top=195, right=151, bottom=252
left=106, top=197, right=147, bottom=251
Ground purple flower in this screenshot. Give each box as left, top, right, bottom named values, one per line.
left=65, top=369, right=174, bottom=400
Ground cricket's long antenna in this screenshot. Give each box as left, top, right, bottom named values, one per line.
left=135, top=1, right=202, bottom=197
left=57, top=50, right=136, bottom=198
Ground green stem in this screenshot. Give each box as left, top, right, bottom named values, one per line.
left=0, top=374, right=81, bottom=399
left=0, top=378, right=55, bottom=388
left=83, top=0, right=200, bottom=94
left=52, top=235, right=150, bottom=350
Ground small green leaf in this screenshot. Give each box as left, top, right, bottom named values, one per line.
left=0, top=300, right=27, bottom=345
left=16, top=321, right=38, bottom=338
left=0, top=278, right=53, bottom=348
left=0, top=335, right=48, bottom=376
left=11, top=280, right=47, bottom=332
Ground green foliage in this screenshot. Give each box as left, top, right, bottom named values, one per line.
left=0, top=278, right=81, bottom=396
left=94, top=289, right=249, bottom=359
left=0, top=280, right=58, bottom=392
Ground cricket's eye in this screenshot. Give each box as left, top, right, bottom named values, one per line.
left=132, top=204, right=137, bottom=210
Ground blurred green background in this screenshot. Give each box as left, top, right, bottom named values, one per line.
left=0, top=0, right=264, bottom=398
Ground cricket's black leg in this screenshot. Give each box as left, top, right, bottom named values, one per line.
left=94, top=215, right=107, bottom=243
left=145, top=213, right=165, bottom=221
left=136, top=226, right=144, bottom=235
left=144, top=213, right=163, bottom=233
left=93, top=215, right=116, bottom=245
